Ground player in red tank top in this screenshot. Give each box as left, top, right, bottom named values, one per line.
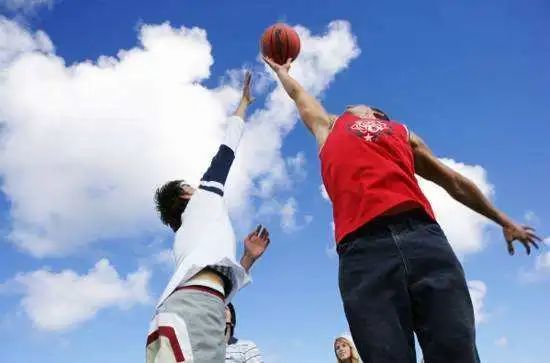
left=265, top=57, right=541, bottom=363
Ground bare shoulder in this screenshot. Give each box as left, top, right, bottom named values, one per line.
left=408, top=130, right=424, bottom=148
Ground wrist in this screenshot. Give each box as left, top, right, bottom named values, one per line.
left=275, top=68, right=288, bottom=77
left=496, top=213, right=514, bottom=228
left=240, top=253, right=256, bottom=273
left=242, top=252, right=257, bottom=263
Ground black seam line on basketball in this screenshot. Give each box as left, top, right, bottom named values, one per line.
left=270, top=28, right=277, bottom=64
left=275, top=27, right=284, bottom=64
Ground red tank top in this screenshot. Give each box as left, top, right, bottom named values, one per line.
left=320, top=112, right=435, bottom=243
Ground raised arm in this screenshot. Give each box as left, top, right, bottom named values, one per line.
left=264, top=57, right=331, bottom=147
left=199, top=72, right=254, bottom=197
left=410, top=131, right=541, bottom=255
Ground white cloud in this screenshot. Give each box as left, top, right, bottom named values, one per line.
left=524, top=210, right=540, bottom=225
left=495, top=336, right=508, bottom=348
left=153, top=248, right=174, bottom=266
left=280, top=197, right=299, bottom=232
left=1, top=0, right=53, bottom=12
left=0, top=17, right=53, bottom=66
left=320, top=183, right=330, bottom=201
left=150, top=248, right=175, bottom=273
left=0, top=19, right=359, bottom=256
left=286, top=152, right=307, bottom=180
left=254, top=152, right=306, bottom=199
left=418, top=158, right=495, bottom=257
left=519, top=237, right=550, bottom=283
left=258, top=197, right=312, bottom=234
left=468, top=280, right=488, bottom=324
left=325, top=221, right=337, bottom=258
left=8, top=259, right=150, bottom=331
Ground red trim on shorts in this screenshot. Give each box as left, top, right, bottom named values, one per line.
left=173, top=285, right=225, bottom=301
left=147, top=326, right=185, bottom=362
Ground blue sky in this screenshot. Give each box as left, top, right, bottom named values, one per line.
left=0, top=1, right=549, bottom=362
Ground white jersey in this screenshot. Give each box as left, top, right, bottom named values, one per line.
left=156, top=115, right=251, bottom=308
left=226, top=337, right=263, bottom=363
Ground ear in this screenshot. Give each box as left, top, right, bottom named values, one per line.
left=178, top=193, right=192, bottom=201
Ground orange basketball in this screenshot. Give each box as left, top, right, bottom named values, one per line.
left=260, top=23, right=301, bottom=65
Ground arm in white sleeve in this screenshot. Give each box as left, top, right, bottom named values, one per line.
left=198, top=116, right=245, bottom=197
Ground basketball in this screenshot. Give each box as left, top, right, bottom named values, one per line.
left=260, top=23, right=301, bottom=65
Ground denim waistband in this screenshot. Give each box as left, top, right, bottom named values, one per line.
left=340, top=208, right=435, bottom=245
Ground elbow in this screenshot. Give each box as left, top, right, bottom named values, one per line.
left=287, top=86, right=301, bottom=101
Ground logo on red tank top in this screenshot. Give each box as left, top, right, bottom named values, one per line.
left=347, top=118, right=393, bottom=142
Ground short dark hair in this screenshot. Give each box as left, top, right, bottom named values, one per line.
left=154, top=180, right=189, bottom=232
left=371, top=106, right=390, bottom=121
left=227, top=302, right=236, bottom=337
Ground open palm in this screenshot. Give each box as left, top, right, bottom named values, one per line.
left=244, top=225, right=270, bottom=260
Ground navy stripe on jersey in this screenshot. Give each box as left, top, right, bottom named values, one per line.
left=200, top=144, right=235, bottom=187
left=199, top=184, right=224, bottom=197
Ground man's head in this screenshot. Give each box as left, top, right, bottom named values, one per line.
left=154, top=180, right=195, bottom=232
left=225, top=303, right=236, bottom=342
left=345, top=104, right=390, bottom=121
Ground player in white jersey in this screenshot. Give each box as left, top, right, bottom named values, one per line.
left=147, top=72, right=271, bottom=363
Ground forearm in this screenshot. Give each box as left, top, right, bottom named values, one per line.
left=240, top=253, right=256, bottom=273
left=275, top=70, right=305, bottom=101
left=275, top=71, right=330, bottom=141
left=449, top=176, right=514, bottom=227
left=233, top=99, right=249, bottom=119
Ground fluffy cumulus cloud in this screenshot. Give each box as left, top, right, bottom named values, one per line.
left=0, top=17, right=53, bottom=66
left=418, top=158, right=495, bottom=257
left=467, top=280, right=488, bottom=324
left=8, top=259, right=150, bottom=331
left=0, top=18, right=359, bottom=257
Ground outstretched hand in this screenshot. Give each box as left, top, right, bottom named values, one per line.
left=503, top=223, right=542, bottom=255
left=243, top=225, right=270, bottom=261
left=263, top=56, right=292, bottom=74
left=240, top=70, right=255, bottom=106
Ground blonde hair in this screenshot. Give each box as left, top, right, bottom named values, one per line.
left=334, top=336, right=361, bottom=363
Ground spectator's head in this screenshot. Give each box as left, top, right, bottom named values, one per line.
left=224, top=303, right=237, bottom=343
left=334, top=334, right=361, bottom=363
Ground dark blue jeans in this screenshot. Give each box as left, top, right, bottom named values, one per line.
left=337, top=210, right=480, bottom=363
